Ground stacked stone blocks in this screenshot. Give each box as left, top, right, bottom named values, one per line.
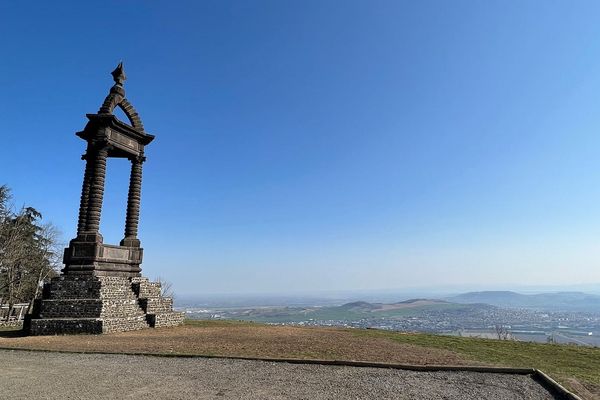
left=28, top=275, right=183, bottom=335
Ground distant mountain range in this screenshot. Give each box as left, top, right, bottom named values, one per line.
left=446, top=291, right=600, bottom=313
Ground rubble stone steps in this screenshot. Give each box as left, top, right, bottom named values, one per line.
left=38, top=299, right=145, bottom=319
left=29, top=318, right=103, bottom=335
left=27, top=274, right=183, bottom=335
left=147, top=312, right=185, bottom=328
left=29, top=316, right=150, bottom=335
left=131, top=277, right=162, bottom=298
left=101, top=315, right=152, bottom=333
left=46, top=276, right=142, bottom=300
left=138, top=297, right=173, bottom=314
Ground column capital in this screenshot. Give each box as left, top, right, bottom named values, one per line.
left=89, top=140, right=113, bottom=153
left=129, top=155, right=146, bottom=164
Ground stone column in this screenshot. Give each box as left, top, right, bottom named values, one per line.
left=76, top=147, right=94, bottom=236
left=121, top=156, right=144, bottom=247
left=84, top=144, right=109, bottom=237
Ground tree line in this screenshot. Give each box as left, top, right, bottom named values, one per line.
left=0, top=185, right=61, bottom=321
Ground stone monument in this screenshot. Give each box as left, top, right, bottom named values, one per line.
left=26, top=63, right=184, bottom=335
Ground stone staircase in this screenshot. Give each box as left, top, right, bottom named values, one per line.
left=26, top=275, right=184, bottom=335
left=130, top=277, right=185, bottom=328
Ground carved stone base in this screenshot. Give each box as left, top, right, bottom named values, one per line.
left=62, top=239, right=143, bottom=278
left=26, top=275, right=184, bottom=335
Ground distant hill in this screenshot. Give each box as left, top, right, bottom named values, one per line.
left=339, top=299, right=450, bottom=312
left=448, top=291, right=600, bottom=312
left=231, top=299, right=481, bottom=323
left=338, top=301, right=379, bottom=312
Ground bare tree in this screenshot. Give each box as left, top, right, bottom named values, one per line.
left=494, top=324, right=512, bottom=340
left=156, top=276, right=175, bottom=299
left=0, top=207, right=40, bottom=319
left=27, top=223, right=62, bottom=313
left=0, top=185, right=10, bottom=219
left=0, top=186, right=61, bottom=320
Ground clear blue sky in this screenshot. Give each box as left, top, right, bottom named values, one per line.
left=1, top=1, right=600, bottom=295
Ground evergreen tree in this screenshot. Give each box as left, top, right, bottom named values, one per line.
left=0, top=185, right=60, bottom=320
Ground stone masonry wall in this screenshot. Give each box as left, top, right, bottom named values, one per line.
left=28, top=274, right=184, bottom=335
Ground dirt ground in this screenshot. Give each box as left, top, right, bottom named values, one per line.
left=0, top=323, right=471, bottom=365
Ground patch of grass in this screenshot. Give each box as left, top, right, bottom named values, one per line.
left=352, top=328, right=600, bottom=393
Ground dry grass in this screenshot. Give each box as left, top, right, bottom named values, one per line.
left=0, top=320, right=467, bottom=365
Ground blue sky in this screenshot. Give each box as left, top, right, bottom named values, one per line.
left=1, top=1, right=600, bottom=294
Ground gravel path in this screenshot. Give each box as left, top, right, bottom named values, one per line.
left=0, top=349, right=557, bottom=399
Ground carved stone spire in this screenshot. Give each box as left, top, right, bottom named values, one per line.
left=111, top=62, right=127, bottom=87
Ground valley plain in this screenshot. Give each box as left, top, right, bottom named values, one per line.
left=181, top=291, right=600, bottom=347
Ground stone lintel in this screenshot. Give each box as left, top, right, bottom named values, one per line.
left=77, top=114, right=154, bottom=145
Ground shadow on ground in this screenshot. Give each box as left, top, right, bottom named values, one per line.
left=0, top=328, right=26, bottom=338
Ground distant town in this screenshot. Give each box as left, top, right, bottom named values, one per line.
left=179, top=291, right=600, bottom=347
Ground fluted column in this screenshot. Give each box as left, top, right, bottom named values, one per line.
left=121, top=156, right=144, bottom=247
left=76, top=148, right=94, bottom=236
left=84, top=144, right=109, bottom=235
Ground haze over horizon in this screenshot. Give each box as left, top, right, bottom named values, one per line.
left=2, top=1, right=600, bottom=294
left=175, top=282, right=600, bottom=299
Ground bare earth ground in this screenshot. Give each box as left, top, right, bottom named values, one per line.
left=0, top=322, right=594, bottom=398
left=0, top=323, right=469, bottom=365
left=0, top=349, right=556, bottom=400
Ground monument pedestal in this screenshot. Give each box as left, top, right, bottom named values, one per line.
left=26, top=275, right=183, bottom=335
left=61, top=237, right=143, bottom=277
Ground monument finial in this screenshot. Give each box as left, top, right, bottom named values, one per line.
left=111, top=62, right=127, bottom=86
